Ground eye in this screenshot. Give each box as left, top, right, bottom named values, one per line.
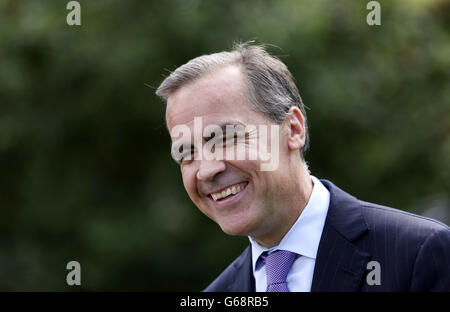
left=172, top=143, right=196, bottom=165
left=222, top=132, right=247, bottom=146
left=180, top=148, right=195, bottom=164
left=219, top=133, right=236, bottom=145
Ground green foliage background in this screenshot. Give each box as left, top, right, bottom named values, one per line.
left=0, top=0, right=449, bottom=291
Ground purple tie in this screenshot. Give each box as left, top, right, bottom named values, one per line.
left=262, top=250, right=297, bottom=292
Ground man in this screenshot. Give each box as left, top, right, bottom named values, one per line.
left=155, top=42, right=450, bottom=291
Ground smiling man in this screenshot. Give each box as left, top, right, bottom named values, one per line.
left=155, top=42, right=450, bottom=292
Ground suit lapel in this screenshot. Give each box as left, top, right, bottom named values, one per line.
left=311, top=180, right=371, bottom=291
left=311, top=223, right=370, bottom=291
left=228, top=246, right=255, bottom=292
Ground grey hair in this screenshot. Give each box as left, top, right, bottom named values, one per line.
left=156, top=41, right=309, bottom=160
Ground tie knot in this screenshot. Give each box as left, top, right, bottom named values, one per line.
left=263, top=250, right=297, bottom=288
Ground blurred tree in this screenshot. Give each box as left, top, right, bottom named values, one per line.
left=0, top=0, right=448, bottom=290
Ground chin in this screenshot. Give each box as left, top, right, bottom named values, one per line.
left=217, top=218, right=254, bottom=237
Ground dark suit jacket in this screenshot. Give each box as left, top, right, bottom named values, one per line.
left=204, top=180, right=450, bottom=292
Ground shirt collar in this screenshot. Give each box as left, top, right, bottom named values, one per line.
left=248, top=175, right=330, bottom=272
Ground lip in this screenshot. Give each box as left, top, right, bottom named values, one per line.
left=208, top=181, right=248, bottom=196
left=207, top=181, right=249, bottom=208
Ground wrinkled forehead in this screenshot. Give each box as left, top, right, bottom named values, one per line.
left=166, top=105, right=249, bottom=130
left=165, top=66, right=253, bottom=133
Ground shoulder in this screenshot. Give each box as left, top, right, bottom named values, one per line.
left=333, top=190, right=449, bottom=290
left=203, top=246, right=251, bottom=292
left=360, top=200, right=449, bottom=242
left=203, top=258, right=239, bottom=292
left=320, top=178, right=449, bottom=245
left=359, top=200, right=450, bottom=287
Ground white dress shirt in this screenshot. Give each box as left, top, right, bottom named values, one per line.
left=248, top=175, right=330, bottom=292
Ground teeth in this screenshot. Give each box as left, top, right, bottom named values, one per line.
left=211, top=183, right=245, bottom=201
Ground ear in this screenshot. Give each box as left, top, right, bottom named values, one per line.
left=285, top=106, right=306, bottom=151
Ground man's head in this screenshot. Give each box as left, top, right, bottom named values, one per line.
left=156, top=43, right=312, bottom=247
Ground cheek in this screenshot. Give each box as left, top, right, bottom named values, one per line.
left=227, top=159, right=259, bottom=177
left=181, top=167, right=199, bottom=200
left=181, top=166, right=216, bottom=220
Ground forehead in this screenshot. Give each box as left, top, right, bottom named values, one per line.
left=166, top=65, right=254, bottom=130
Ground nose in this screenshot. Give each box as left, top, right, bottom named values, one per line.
left=196, top=159, right=226, bottom=182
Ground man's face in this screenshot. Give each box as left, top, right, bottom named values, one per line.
left=166, top=66, right=297, bottom=240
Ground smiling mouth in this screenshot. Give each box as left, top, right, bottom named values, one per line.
left=209, top=181, right=248, bottom=202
